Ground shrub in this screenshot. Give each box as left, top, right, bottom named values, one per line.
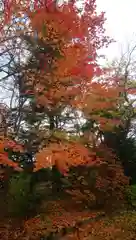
left=65, top=162, right=129, bottom=212
left=94, top=163, right=129, bottom=211
left=7, top=172, right=44, bottom=217
left=126, top=184, right=136, bottom=208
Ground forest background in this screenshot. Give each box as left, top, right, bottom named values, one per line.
left=0, top=0, right=136, bottom=239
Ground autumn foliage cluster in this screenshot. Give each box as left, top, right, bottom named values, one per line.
left=0, top=0, right=131, bottom=239
left=0, top=0, right=122, bottom=172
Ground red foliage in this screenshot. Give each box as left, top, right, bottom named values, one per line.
left=0, top=2, right=130, bottom=240
left=24, top=203, right=103, bottom=240
left=0, top=136, right=23, bottom=171
left=1, top=1, right=125, bottom=177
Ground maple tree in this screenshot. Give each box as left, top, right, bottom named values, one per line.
left=0, top=1, right=127, bottom=196
left=7, top=0, right=122, bottom=173
left=0, top=0, right=127, bottom=181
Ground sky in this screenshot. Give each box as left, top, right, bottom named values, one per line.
left=96, top=0, right=136, bottom=61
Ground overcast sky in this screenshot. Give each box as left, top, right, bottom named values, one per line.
left=96, top=0, right=136, bottom=61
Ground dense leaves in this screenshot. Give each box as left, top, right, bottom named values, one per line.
left=0, top=1, right=134, bottom=240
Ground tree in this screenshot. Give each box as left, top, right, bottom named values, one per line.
left=0, top=0, right=125, bottom=173
left=101, top=42, right=136, bottom=183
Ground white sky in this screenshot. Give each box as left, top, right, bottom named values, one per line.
left=96, top=0, right=136, bottom=61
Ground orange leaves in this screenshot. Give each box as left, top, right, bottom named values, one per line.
left=79, top=80, right=122, bottom=131
left=0, top=136, right=23, bottom=170
left=29, top=2, right=86, bottom=43
left=3, top=0, right=120, bottom=175
left=24, top=203, right=102, bottom=240
left=0, top=153, right=20, bottom=170
left=66, top=189, right=96, bottom=205
left=4, top=0, right=111, bottom=115
left=0, top=142, right=5, bottom=153
left=127, top=87, right=136, bottom=95
left=19, top=0, right=108, bottom=109
left=0, top=137, right=14, bottom=152
left=3, top=138, right=23, bottom=153
left=35, top=142, right=95, bottom=174
left=55, top=44, right=86, bottom=78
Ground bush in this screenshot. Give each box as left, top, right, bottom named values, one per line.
left=7, top=172, right=44, bottom=217
left=94, top=163, right=129, bottom=211
left=65, top=162, right=129, bottom=212
left=126, top=184, right=136, bottom=208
